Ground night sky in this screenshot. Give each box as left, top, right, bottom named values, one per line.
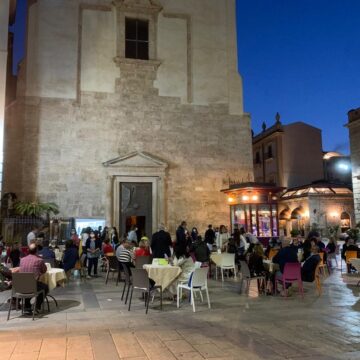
left=236, top=0, right=360, bottom=154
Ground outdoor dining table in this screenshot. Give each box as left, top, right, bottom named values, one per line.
left=263, top=259, right=280, bottom=273
left=143, top=264, right=181, bottom=291
left=40, top=267, right=66, bottom=291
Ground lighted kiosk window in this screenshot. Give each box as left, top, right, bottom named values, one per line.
left=233, top=206, right=246, bottom=229
left=258, top=205, right=271, bottom=237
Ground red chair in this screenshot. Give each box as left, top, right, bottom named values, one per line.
left=275, top=262, right=304, bottom=298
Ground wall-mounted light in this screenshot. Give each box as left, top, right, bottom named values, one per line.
left=242, top=195, right=249, bottom=201
left=330, top=211, right=339, bottom=218
left=303, top=211, right=310, bottom=218
left=228, top=197, right=234, bottom=203
left=252, top=195, right=258, bottom=201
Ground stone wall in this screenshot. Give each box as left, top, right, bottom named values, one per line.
left=3, top=0, right=253, bottom=235
left=347, top=108, right=360, bottom=223
left=4, top=59, right=253, bottom=234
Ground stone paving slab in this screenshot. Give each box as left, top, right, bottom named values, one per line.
left=0, top=268, right=359, bottom=359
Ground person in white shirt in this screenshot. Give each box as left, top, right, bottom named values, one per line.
left=216, top=225, right=229, bottom=250
left=127, top=225, right=138, bottom=243
left=27, top=226, right=38, bottom=246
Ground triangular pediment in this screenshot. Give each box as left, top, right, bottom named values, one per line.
left=103, top=151, right=168, bottom=168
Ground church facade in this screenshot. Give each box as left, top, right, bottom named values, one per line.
left=4, top=0, right=253, bottom=235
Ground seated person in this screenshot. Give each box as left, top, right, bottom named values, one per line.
left=302, top=237, right=317, bottom=261
left=248, top=244, right=266, bottom=277
left=301, top=245, right=321, bottom=282
left=265, top=237, right=281, bottom=258
left=116, top=242, right=135, bottom=274
left=290, top=236, right=303, bottom=250
left=19, top=243, right=48, bottom=313
left=0, top=263, right=12, bottom=291
left=134, top=240, right=151, bottom=258
left=62, top=239, right=79, bottom=278
left=38, top=240, right=55, bottom=260
left=102, top=238, right=114, bottom=255
left=272, top=245, right=298, bottom=274
left=341, top=238, right=359, bottom=273
left=9, top=243, right=21, bottom=267
left=193, top=236, right=210, bottom=263
left=168, top=245, right=195, bottom=295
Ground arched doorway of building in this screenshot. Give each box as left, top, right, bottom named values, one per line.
left=340, top=211, right=351, bottom=233
left=291, top=207, right=305, bottom=236
left=279, top=207, right=291, bottom=236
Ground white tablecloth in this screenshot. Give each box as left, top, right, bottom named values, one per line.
left=263, top=260, right=280, bottom=273
left=143, top=264, right=181, bottom=290
left=41, top=268, right=66, bottom=291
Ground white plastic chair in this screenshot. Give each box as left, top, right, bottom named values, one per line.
left=177, top=267, right=211, bottom=312
left=215, top=253, right=236, bottom=281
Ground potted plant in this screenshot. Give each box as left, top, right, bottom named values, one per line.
left=290, top=229, right=300, bottom=237
left=14, top=201, right=59, bottom=219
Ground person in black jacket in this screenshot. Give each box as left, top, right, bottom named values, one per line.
left=204, top=224, right=216, bottom=249
left=301, top=245, right=321, bottom=282
left=176, top=221, right=191, bottom=252
left=85, top=231, right=102, bottom=278
left=151, top=225, right=172, bottom=258
left=63, top=239, right=79, bottom=277
left=272, top=245, right=298, bottom=274
left=193, top=236, right=210, bottom=263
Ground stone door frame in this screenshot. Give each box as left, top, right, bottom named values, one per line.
left=103, top=151, right=167, bottom=234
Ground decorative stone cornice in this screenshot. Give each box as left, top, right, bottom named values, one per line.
left=112, top=0, right=162, bottom=15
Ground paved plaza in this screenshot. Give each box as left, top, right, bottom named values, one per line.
left=0, top=268, right=360, bottom=360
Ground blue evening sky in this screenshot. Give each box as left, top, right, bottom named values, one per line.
left=236, top=0, right=360, bottom=154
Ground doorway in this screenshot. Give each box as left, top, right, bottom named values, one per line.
left=120, top=182, right=152, bottom=239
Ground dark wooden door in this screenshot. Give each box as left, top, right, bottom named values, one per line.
left=120, top=182, right=152, bottom=239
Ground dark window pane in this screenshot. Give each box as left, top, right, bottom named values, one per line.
left=125, top=18, right=136, bottom=40
left=125, top=40, right=137, bottom=59
left=137, top=42, right=149, bottom=60
left=137, top=20, right=149, bottom=41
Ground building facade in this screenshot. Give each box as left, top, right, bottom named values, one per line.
left=347, top=107, right=360, bottom=223
left=4, top=0, right=253, bottom=236
left=253, top=116, right=324, bottom=188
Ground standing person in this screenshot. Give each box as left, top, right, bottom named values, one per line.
left=239, top=228, right=247, bottom=256
left=204, top=224, right=216, bottom=249
left=151, top=224, right=172, bottom=258
left=191, top=227, right=199, bottom=242
left=216, top=225, right=229, bottom=250
left=19, top=243, right=48, bottom=313
left=27, top=226, right=38, bottom=246
left=127, top=225, right=138, bottom=244
left=101, top=226, right=109, bottom=242
left=81, top=228, right=90, bottom=254
left=85, top=231, right=101, bottom=278
left=70, top=229, right=80, bottom=248
left=176, top=221, right=191, bottom=252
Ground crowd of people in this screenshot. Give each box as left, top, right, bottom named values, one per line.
left=1, top=220, right=360, bottom=309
